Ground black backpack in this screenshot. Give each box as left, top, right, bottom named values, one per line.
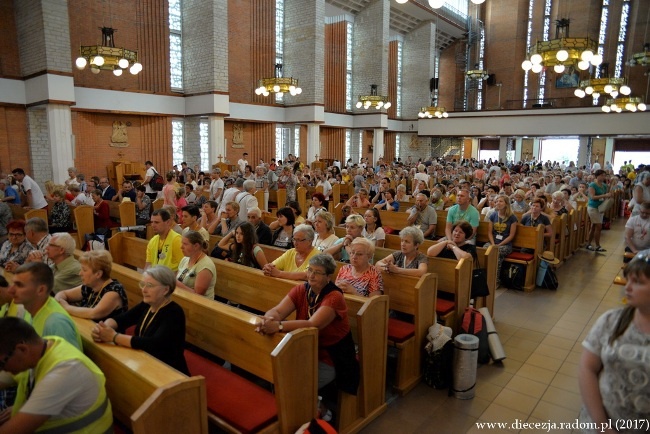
left=540, top=266, right=559, bottom=290
left=460, top=307, right=490, bottom=364
left=501, top=263, right=526, bottom=291
left=150, top=169, right=165, bottom=191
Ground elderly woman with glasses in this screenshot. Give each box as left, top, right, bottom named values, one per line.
left=335, top=238, right=383, bottom=297
left=578, top=252, right=650, bottom=433
left=257, top=253, right=360, bottom=403
left=55, top=250, right=127, bottom=322
left=0, top=220, right=34, bottom=273
left=91, top=265, right=189, bottom=375
left=263, top=224, right=318, bottom=280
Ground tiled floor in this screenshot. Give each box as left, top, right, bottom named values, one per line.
left=362, top=219, right=628, bottom=434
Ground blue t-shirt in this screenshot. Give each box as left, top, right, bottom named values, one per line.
left=3, top=186, right=19, bottom=205
left=488, top=213, right=518, bottom=246
left=378, top=199, right=400, bottom=211
left=446, top=204, right=480, bottom=228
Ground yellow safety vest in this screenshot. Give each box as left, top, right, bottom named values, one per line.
left=13, top=336, right=113, bottom=433
left=31, top=297, right=82, bottom=350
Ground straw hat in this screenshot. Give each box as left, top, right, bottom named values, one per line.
left=538, top=250, right=560, bottom=264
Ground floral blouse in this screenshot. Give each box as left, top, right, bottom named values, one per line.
left=0, top=240, right=35, bottom=267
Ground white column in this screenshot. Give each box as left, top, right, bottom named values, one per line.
left=532, top=138, right=541, bottom=161
left=471, top=138, right=479, bottom=159
left=498, top=137, right=508, bottom=163
left=577, top=136, right=589, bottom=168
left=604, top=137, right=614, bottom=167
left=208, top=116, right=225, bottom=166
left=514, top=138, right=522, bottom=162
left=47, top=104, right=74, bottom=185
left=306, top=123, right=320, bottom=163
left=373, top=128, right=385, bottom=165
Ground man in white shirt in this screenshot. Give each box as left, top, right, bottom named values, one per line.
left=11, top=168, right=47, bottom=210
left=237, top=153, right=249, bottom=176
left=218, top=178, right=243, bottom=217
left=235, top=180, right=258, bottom=221
left=143, top=160, right=158, bottom=200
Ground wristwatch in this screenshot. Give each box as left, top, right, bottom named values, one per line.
left=278, top=321, right=284, bottom=331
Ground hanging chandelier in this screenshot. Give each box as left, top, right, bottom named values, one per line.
left=601, top=96, right=647, bottom=113
left=418, top=105, right=448, bottom=118
left=574, top=64, right=631, bottom=99
left=522, top=19, right=600, bottom=74
left=255, top=63, right=302, bottom=97
left=75, top=27, right=142, bottom=76
left=466, top=68, right=489, bottom=81
left=356, top=85, right=391, bottom=110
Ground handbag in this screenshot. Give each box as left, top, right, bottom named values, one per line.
left=471, top=257, right=489, bottom=298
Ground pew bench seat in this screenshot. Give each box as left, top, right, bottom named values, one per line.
left=387, top=318, right=415, bottom=343
left=184, top=350, right=278, bottom=434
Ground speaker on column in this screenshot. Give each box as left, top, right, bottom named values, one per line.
left=430, top=78, right=439, bottom=92
left=486, top=74, right=496, bottom=86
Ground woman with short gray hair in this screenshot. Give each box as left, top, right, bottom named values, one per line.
left=312, top=211, right=338, bottom=252
left=257, top=253, right=359, bottom=408
left=375, top=226, right=428, bottom=277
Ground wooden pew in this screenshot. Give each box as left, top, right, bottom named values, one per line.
left=106, top=234, right=390, bottom=430
left=73, top=205, right=95, bottom=249
left=73, top=317, right=208, bottom=434
left=86, top=258, right=319, bottom=434
left=500, top=225, right=544, bottom=292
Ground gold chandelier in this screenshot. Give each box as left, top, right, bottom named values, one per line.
left=418, top=102, right=448, bottom=118
left=356, top=85, right=391, bottom=110
left=574, top=77, right=630, bottom=99
left=602, top=96, right=647, bottom=113
left=466, top=69, right=489, bottom=81
left=522, top=19, right=600, bottom=74
left=255, top=63, right=302, bottom=97
left=75, top=27, right=142, bottom=76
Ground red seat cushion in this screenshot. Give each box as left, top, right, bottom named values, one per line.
left=387, top=318, right=415, bottom=343
left=506, top=251, right=534, bottom=261
left=436, top=298, right=455, bottom=315
left=184, top=350, right=277, bottom=433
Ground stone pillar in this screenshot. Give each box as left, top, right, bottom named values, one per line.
left=184, top=117, right=201, bottom=169
left=532, top=138, right=541, bottom=161
left=306, top=124, right=320, bottom=164
left=514, top=138, right=522, bottom=162
left=26, top=107, right=53, bottom=185
left=47, top=105, right=74, bottom=185
left=471, top=139, right=479, bottom=159
left=403, top=23, right=436, bottom=119
left=373, top=129, right=385, bottom=165
left=352, top=0, right=390, bottom=113
left=183, top=0, right=229, bottom=93
left=284, top=0, right=324, bottom=106
left=208, top=116, right=225, bottom=167
left=604, top=138, right=614, bottom=168
left=498, top=137, right=508, bottom=163
left=577, top=136, right=589, bottom=168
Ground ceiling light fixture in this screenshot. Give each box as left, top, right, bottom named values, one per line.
left=75, top=27, right=142, bottom=76
left=356, top=85, right=391, bottom=110
left=255, top=63, right=302, bottom=97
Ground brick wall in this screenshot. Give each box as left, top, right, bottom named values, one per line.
left=0, top=1, right=21, bottom=77
left=0, top=108, right=30, bottom=175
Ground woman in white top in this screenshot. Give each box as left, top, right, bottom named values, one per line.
left=312, top=211, right=339, bottom=252
left=414, top=164, right=430, bottom=187
left=306, top=193, right=327, bottom=223
left=362, top=208, right=385, bottom=248
left=176, top=230, right=216, bottom=299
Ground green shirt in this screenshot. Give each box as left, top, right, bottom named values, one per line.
left=52, top=255, right=82, bottom=294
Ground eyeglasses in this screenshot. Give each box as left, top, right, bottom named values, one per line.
left=138, top=281, right=163, bottom=289
left=0, top=347, right=15, bottom=371
left=292, top=238, right=309, bottom=243
left=47, top=243, right=61, bottom=248
left=306, top=267, right=327, bottom=276
left=8, top=233, right=24, bottom=237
